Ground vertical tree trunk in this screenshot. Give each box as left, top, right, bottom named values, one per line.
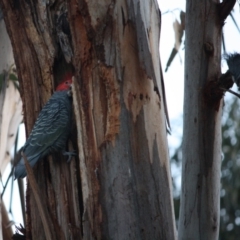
left=0, top=0, right=176, bottom=239
left=0, top=14, right=18, bottom=240
left=69, top=1, right=176, bottom=239
left=179, top=1, right=222, bottom=239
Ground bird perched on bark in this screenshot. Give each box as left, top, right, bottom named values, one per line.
left=226, top=53, right=240, bottom=88
left=14, top=74, right=74, bottom=179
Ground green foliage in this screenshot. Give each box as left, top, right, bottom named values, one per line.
left=8, top=66, right=19, bottom=91
left=0, top=66, right=19, bottom=92
left=220, top=97, right=240, bottom=239
left=9, top=73, right=18, bottom=81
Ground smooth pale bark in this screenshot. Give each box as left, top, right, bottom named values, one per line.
left=179, top=1, right=222, bottom=239
left=0, top=78, right=22, bottom=174
left=0, top=15, right=20, bottom=176
left=0, top=0, right=176, bottom=239
left=0, top=17, right=18, bottom=240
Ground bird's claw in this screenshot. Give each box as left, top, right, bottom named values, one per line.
left=62, top=150, right=77, bottom=163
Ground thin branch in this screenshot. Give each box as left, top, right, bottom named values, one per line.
left=162, top=8, right=182, bottom=15
left=226, top=89, right=240, bottom=98
left=1, top=168, right=14, bottom=198
left=22, top=153, right=56, bottom=240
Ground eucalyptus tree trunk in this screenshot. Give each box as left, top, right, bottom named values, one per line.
left=179, top=0, right=225, bottom=239
left=0, top=15, right=18, bottom=240
left=0, top=0, right=176, bottom=239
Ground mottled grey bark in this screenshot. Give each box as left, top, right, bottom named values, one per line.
left=70, top=0, right=176, bottom=239
left=179, top=0, right=223, bottom=239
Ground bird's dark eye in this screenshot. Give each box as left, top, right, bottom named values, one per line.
left=65, top=81, right=68, bottom=84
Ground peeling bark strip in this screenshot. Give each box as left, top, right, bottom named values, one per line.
left=69, top=0, right=176, bottom=239
left=1, top=0, right=176, bottom=239
left=98, top=64, right=121, bottom=143
left=23, top=153, right=55, bottom=240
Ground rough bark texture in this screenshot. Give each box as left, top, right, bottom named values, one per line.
left=0, top=0, right=176, bottom=239
left=70, top=1, right=176, bottom=239
left=179, top=1, right=222, bottom=239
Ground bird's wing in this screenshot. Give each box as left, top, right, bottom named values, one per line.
left=23, top=98, right=69, bottom=158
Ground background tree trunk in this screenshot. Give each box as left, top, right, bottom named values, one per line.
left=0, top=0, right=176, bottom=239
left=179, top=0, right=222, bottom=239
left=0, top=13, right=20, bottom=240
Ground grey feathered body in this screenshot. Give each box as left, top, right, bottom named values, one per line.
left=15, top=90, right=72, bottom=178
left=226, top=53, right=240, bottom=87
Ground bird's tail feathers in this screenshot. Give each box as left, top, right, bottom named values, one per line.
left=14, top=155, right=40, bottom=179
